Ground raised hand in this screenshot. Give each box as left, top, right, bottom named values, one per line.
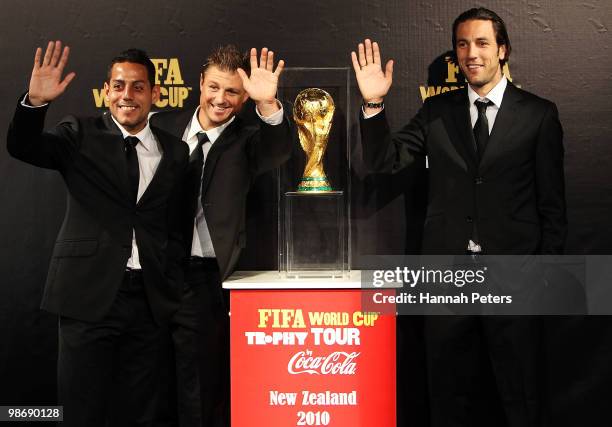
left=237, top=47, right=284, bottom=116
left=28, top=41, right=76, bottom=106
left=351, top=39, right=393, bottom=104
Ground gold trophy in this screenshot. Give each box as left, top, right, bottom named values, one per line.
left=293, top=88, right=335, bottom=192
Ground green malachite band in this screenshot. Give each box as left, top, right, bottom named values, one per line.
left=298, top=186, right=332, bottom=192
left=299, top=177, right=329, bottom=182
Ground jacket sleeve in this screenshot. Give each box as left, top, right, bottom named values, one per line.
left=7, top=96, right=80, bottom=171
left=360, top=103, right=429, bottom=174
left=248, top=109, right=293, bottom=175
left=535, top=102, right=567, bottom=254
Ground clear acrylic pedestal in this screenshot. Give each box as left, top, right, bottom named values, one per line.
left=285, top=191, right=344, bottom=277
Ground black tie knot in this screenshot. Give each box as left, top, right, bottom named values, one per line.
left=124, top=136, right=139, bottom=151
left=190, top=132, right=210, bottom=164
left=475, top=100, right=492, bottom=115
left=196, top=132, right=210, bottom=147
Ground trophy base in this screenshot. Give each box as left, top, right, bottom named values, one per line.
left=284, top=191, right=345, bottom=278
left=297, top=176, right=332, bottom=192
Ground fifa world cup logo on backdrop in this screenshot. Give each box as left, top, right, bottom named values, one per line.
left=293, top=88, right=335, bottom=192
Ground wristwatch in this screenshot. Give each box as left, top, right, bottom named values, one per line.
left=363, top=100, right=384, bottom=109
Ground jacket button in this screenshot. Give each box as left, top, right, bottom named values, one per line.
left=474, top=177, right=483, bottom=184
left=466, top=216, right=473, bottom=223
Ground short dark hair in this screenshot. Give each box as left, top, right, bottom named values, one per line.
left=201, top=45, right=250, bottom=77
left=452, top=8, right=511, bottom=66
left=107, top=48, right=156, bottom=88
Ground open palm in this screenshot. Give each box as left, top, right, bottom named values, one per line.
left=28, top=40, right=76, bottom=106
left=351, top=39, right=393, bottom=102
left=237, top=47, right=284, bottom=103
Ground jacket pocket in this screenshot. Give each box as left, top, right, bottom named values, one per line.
left=53, top=239, right=98, bottom=257
left=510, top=212, right=539, bottom=225
left=425, top=211, right=444, bottom=225
left=237, top=231, right=246, bottom=248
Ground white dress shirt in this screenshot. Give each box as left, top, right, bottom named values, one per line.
left=184, top=104, right=284, bottom=258
left=110, top=116, right=163, bottom=269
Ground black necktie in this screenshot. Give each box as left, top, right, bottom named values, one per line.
left=124, top=136, right=140, bottom=203
left=473, top=100, right=492, bottom=161
left=192, top=132, right=210, bottom=183
left=191, top=132, right=209, bottom=168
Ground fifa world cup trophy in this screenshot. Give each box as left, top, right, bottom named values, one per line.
left=293, top=88, right=335, bottom=192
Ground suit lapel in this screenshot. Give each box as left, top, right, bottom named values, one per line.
left=479, top=82, right=522, bottom=173
left=101, top=113, right=133, bottom=202
left=447, top=89, right=479, bottom=173
left=137, top=125, right=173, bottom=207
left=200, top=117, right=241, bottom=199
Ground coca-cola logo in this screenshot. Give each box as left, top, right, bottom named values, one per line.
left=287, top=349, right=360, bottom=375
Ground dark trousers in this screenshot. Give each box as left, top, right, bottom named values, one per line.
left=424, top=316, right=543, bottom=427
left=58, top=271, right=162, bottom=427
left=157, top=258, right=230, bottom=427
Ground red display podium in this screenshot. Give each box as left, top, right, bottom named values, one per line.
left=223, top=271, right=396, bottom=427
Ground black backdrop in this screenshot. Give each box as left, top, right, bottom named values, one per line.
left=1, top=1, right=611, bottom=425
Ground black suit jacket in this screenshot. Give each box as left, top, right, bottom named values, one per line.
left=7, top=100, right=189, bottom=323
left=361, top=82, right=567, bottom=254
left=150, top=108, right=292, bottom=280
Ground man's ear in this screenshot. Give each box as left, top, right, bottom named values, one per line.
left=151, top=84, right=160, bottom=104
left=498, top=44, right=507, bottom=62
left=103, top=82, right=109, bottom=101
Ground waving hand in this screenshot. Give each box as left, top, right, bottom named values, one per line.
left=28, top=41, right=76, bottom=106
left=351, top=39, right=393, bottom=106
left=237, top=47, right=284, bottom=116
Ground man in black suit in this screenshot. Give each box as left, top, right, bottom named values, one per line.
left=353, top=7, right=566, bottom=427
left=150, top=45, right=292, bottom=427
left=7, top=42, right=188, bottom=427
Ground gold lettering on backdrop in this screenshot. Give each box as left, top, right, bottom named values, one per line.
left=92, top=88, right=107, bottom=108
left=164, top=58, right=184, bottom=85
left=445, top=58, right=460, bottom=83
left=502, top=63, right=512, bottom=82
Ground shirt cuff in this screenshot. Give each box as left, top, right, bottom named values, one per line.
left=362, top=105, right=385, bottom=119
left=20, top=93, right=49, bottom=108
left=255, top=100, right=284, bottom=125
